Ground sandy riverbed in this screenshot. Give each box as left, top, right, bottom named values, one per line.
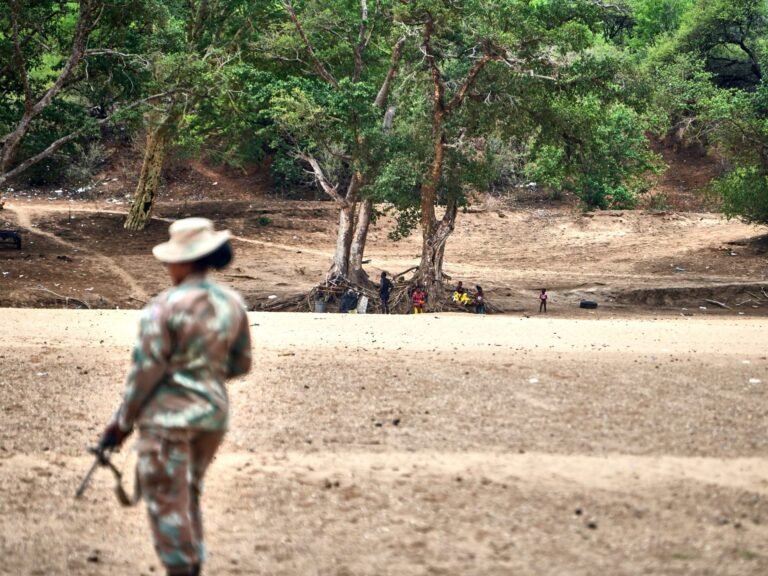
left=1, top=310, right=767, bottom=575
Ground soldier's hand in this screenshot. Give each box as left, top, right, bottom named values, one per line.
left=99, top=421, right=132, bottom=450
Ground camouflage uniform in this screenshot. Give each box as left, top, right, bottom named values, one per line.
left=117, top=273, right=252, bottom=572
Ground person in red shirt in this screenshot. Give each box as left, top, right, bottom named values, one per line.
left=411, top=285, right=426, bottom=314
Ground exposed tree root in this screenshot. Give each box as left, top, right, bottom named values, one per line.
left=32, top=287, right=91, bottom=309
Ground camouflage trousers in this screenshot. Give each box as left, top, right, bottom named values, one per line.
left=137, top=427, right=225, bottom=571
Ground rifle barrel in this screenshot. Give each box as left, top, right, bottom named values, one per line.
left=74, top=457, right=102, bottom=499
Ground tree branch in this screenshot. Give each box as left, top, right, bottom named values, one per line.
left=446, top=53, right=494, bottom=113
left=30, top=0, right=100, bottom=118
left=374, top=36, right=406, bottom=108
left=737, top=39, right=762, bottom=80
left=283, top=0, right=340, bottom=88
left=84, top=49, right=152, bottom=68
left=298, top=153, right=346, bottom=204
left=499, top=56, right=558, bottom=81
left=352, top=0, right=369, bottom=81
left=422, top=12, right=445, bottom=116
left=0, top=91, right=177, bottom=187
left=1, top=0, right=102, bottom=172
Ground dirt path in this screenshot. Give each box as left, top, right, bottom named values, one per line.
left=5, top=203, right=149, bottom=302
left=7, top=200, right=337, bottom=260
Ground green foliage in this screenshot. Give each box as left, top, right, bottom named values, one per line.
left=270, top=145, right=309, bottom=191
left=524, top=145, right=567, bottom=198
left=528, top=98, right=660, bottom=209
left=178, top=66, right=275, bottom=168
left=716, top=166, right=768, bottom=225
left=249, top=0, right=407, bottom=207
left=640, top=0, right=768, bottom=224
left=369, top=140, right=428, bottom=240
left=675, top=0, right=766, bottom=89
left=622, top=0, right=695, bottom=50
left=376, top=0, right=660, bottom=232
left=634, top=0, right=693, bottom=39
left=0, top=0, right=170, bottom=182
left=482, top=137, right=534, bottom=194
left=11, top=0, right=768, bottom=232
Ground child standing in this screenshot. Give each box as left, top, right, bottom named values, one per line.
left=412, top=285, right=426, bottom=314
left=539, top=288, right=548, bottom=313
left=474, top=285, right=486, bottom=314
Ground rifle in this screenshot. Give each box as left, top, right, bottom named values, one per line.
left=75, top=446, right=139, bottom=506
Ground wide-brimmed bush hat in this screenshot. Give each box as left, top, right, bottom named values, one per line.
left=152, top=217, right=231, bottom=263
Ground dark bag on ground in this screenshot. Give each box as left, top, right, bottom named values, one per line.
left=579, top=300, right=598, bottom=309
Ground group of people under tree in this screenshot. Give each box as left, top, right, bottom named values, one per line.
left=452, top=281, right=486, bottom=314
left=377, top=273, right=487, bottom=315
left=379, top=271, right=428, bottom=315
left=378, top=275, right=552, bottom=315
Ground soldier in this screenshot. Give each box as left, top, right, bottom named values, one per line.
left=99, top=217, right=252, bottom=576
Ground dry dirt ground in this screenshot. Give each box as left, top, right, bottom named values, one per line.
left=0, top=196, right=767, bottom=314
left=1, top=191, right=768, bottom=575
left=1, top=310, right=768, bottom=576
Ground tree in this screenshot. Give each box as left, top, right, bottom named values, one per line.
left=647, top=0, right=768, bottom=225
left=406, top=6, right=501, bottom=299
left=676, top=0, right=765, bottom=89
left=526, top=94, right=660, bottom=210
left=378, top=0, right=659, bottom=303
left=0, top=0, right=103, bottom=186
left=706, top=82, right=768, bottom=223
left=257, top=0, right=405, bottom=283
left=0, top=1, right=174, bottom=190
left=124, top=0, right=259, bottom=230
left=603, top=0, right=695, bottom=49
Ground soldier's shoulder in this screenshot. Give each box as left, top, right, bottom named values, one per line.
left=142, top=288, right=175, bottom=315
left=210, top=281, right=249, bottom=310
left=166, top=281, right=208, bottom=304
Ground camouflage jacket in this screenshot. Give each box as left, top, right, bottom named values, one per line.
left=117, top=274, right=252, bottom=431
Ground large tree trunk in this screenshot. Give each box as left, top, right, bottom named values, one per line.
left=328, top=200, right=356, bottom=279
left=419, top=200, right=457, bottom=307
left=348, top=197, right=373, bottom=284
left=124, top=107, right=180, bottom=231
left=326, top=173, right=364, bottom=280
left=416, top=94, right=447, bottom=305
